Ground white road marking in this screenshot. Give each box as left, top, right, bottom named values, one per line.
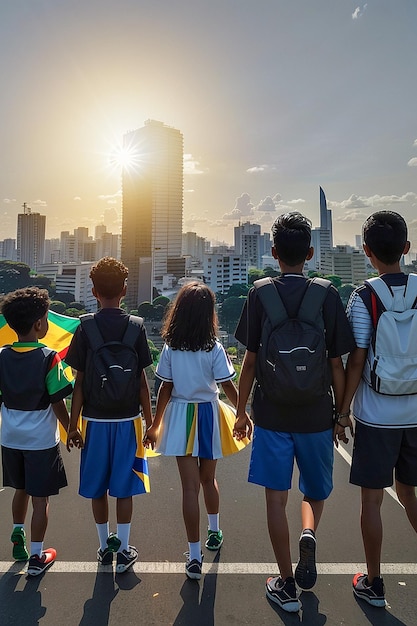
left=335, top=444, right=403, bottom=507
left=1, top=562, right=417, bottom=575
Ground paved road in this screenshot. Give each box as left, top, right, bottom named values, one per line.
left=0, top=437, right=416, bottom=625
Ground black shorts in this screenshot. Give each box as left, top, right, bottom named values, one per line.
left=350, top=421, right=417, bottom=489
left=2, top=444, right=68, bottom=496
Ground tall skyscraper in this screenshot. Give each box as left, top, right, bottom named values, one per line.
left=17, top=203, right=46, bottom=271
left=121, top=120, right=184, bottom=308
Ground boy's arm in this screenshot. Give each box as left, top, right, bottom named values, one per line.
left=234, top=350, right=256, bottom=440
left=222, top=378, right=253, bottom=440
left=67, top=371, right=84, bottom=451
left=340, top=347, right=368, bottom=414
left=329, top=356, right=348, bottom=446
left=52, top=398, right=70, bottom=431
left=139, top=370, right=152, bottom=430
left=143, top=380, right=173, bottom=449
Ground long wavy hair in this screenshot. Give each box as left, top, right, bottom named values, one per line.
left=161, top=282, right=218, bottom=351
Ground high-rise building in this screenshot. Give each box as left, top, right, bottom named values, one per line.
left=234, top=221, right=270, bottom=269
left=121, top=119, right=184, bottom=308
left=309, top=187, right=333, bottom=272
left=16, top=204, right=46, bottom=271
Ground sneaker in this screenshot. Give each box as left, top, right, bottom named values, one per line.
left=294, top=529, right=317, bottom=590
left=185, top=552, right=203, bottom=580
left=205, top=529, right=223, bottom=551
left=27, top=548, right=56, bottom=576
left=116, top=546, right=138, bottom=573
left=97, top=533, right=122, bottom=565
left=265, top=576, right=301, bottom=613
left=11, top=527, right=29, bottom=561
left=352, top=573, right=387, bottom=607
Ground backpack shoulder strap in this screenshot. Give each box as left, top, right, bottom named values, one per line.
left=405, top=273, right=417, bottom=309
left=253, top=277, right=288, bottom=327
left=297, top=277, right=332, bottom=322
left=122, top=315, right=144, bottom=346
left=80, top=313, right=104, bottom=350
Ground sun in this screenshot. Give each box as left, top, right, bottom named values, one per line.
left=108, top=145, right=140, bottom=171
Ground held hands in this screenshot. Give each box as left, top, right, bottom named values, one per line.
left=333, top=414, right=354, bottom=447
left=143, top=424, right=159, bottom=450
left=66, top=429, right=84, bottom=452
left=233, top=413, right=253, bottom=441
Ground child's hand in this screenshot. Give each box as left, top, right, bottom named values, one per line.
left=333, top=417, right=353, bottom=447
left=143, top=425, right=158, bottom=449
left=66, top=429, right=84, bottom=452
left=233, top=413, right=253, bottom=441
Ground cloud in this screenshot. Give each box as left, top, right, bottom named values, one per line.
left=222, top=193, right=255, bottom=219
left=408, top=157, right=417, bottom=167
left=73, top=196, right=81, bottom=201
left=256, top=196, right=276, bottom=212
left=352, top=4, right=367, bottom=19
left=333, top=192, right=417, bottom=221
left=246, top=164, right=277, bottom=174
left=98, top=190, right=122, bottom=201
left=413, top=139, right=417, bottom=147
left=336, top=209, right=369, bottom=222
left=32, top=199, right=48, bottom=207
left=3, top=198, right=17, bottom=204
left=287, top=198, right=306, bottom=205
left=184, top=154, right=207, bottom=175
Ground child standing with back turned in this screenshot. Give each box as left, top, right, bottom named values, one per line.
left=0, top=287, right=75, bottom=576
left=338, top=211, right=417, bottom=608
left=66, top=257, right=153, bottom=572
left=145, top=282, right=251, bottom=580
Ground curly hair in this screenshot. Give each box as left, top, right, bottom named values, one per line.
left=90, top=257, right=129, bottom=299
left=1, top=287, right=50, bottom=335
left=161, top=282, right=218, bottom=351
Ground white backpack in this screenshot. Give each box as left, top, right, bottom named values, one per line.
left=363, top=274, right=417, bottom=395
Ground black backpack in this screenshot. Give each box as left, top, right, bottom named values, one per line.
left=254, top=277, right=332, bottom=406
left=80, top=313, right=143, bottom=414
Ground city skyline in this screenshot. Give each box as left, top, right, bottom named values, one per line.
left=1, top=1, right=416, bottom=249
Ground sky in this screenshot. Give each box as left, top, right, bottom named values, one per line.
left=1, top=0, right=416, bottom=249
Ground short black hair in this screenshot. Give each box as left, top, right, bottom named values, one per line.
left=363, top=211, right=408, bottom=265
left=271, top=212, right=312, bottom=266
left=1, top=287, right=50, bottom=335
left=90, top=257, right=128, bottom=299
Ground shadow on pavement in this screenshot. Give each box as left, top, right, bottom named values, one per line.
left=0, top=566, right=46, bottom=625
left=173, top=552, right=219, bottom=626
left=353, top=596, right=409, bottom=626
left=79, top=571, right=120, bottom=625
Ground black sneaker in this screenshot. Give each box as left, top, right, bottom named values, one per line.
left=185, top=552, right=203, bottom=580
left=265, top=576, right=301, bottom=613
left=116, top=546, right=138, bottom=573
left=294, top=529, right=317, bottom=590
left=353, top=573, right=386, bottom=607
left=27, top=548, right=56, bottom=576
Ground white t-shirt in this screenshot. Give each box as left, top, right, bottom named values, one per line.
left=347, top=290, right=417, bottom=428
left=156, top=340, right=235, bottom=403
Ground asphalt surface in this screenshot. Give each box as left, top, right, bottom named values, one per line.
left=0, top=436, right=416, bottom=626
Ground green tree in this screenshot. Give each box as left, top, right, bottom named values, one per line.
left=220, top=296, right=246, bottom=332
left=324, top=274, right=342, bottom=289
left=153, top=295, right=170, bottom=308
left=338, top=284, right=356, bottom=307
left=0, top=261, right=31, bottom=293
left=49, top=300, right=67, bottom=314
left=147, top=339, right=160, bottom=365
left=263, top=266, right=279, bottom=278
left=65, top=307, right=86, bottom=317
left=138, top=301, right=155, bottom=319
left=248, top=268, right=265, bottom=285
left=225, top=283, right=249, bottom=298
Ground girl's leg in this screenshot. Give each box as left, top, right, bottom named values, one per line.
left=199, top=458, right=219, bottom=515
left=395, top=480, right=417, bottom=532
left=176, top=456, right=201, bottom=543
left=12, top=489, right=30, bottom=525
left=361, top=487, right=384, bottom=583
left=265, top=488, right=293, bottom=580
left=92, top=494, right=109, bottom=524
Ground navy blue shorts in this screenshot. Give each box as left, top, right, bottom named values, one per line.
left=2, top=444, right=67, bottom=496
left=350, top=421, right=417, bottom=489
left=248, top=425, right=334, bottom=500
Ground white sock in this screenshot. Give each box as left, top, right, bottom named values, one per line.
left=188, top=541, right=201, bottom=562
left=207, top=514, right=219, bottom=532
left=96, top=522, right=110, bottom=551
left=30, top=541, right=43, bottom=557
left=13, top=523, right=25, bottom=530
left=117, top=523, right=131, bottom=552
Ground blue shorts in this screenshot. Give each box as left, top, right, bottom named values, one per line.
left=248, top=425, right=334, bottom=500
left=79, top=419, right=148, bottom=499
